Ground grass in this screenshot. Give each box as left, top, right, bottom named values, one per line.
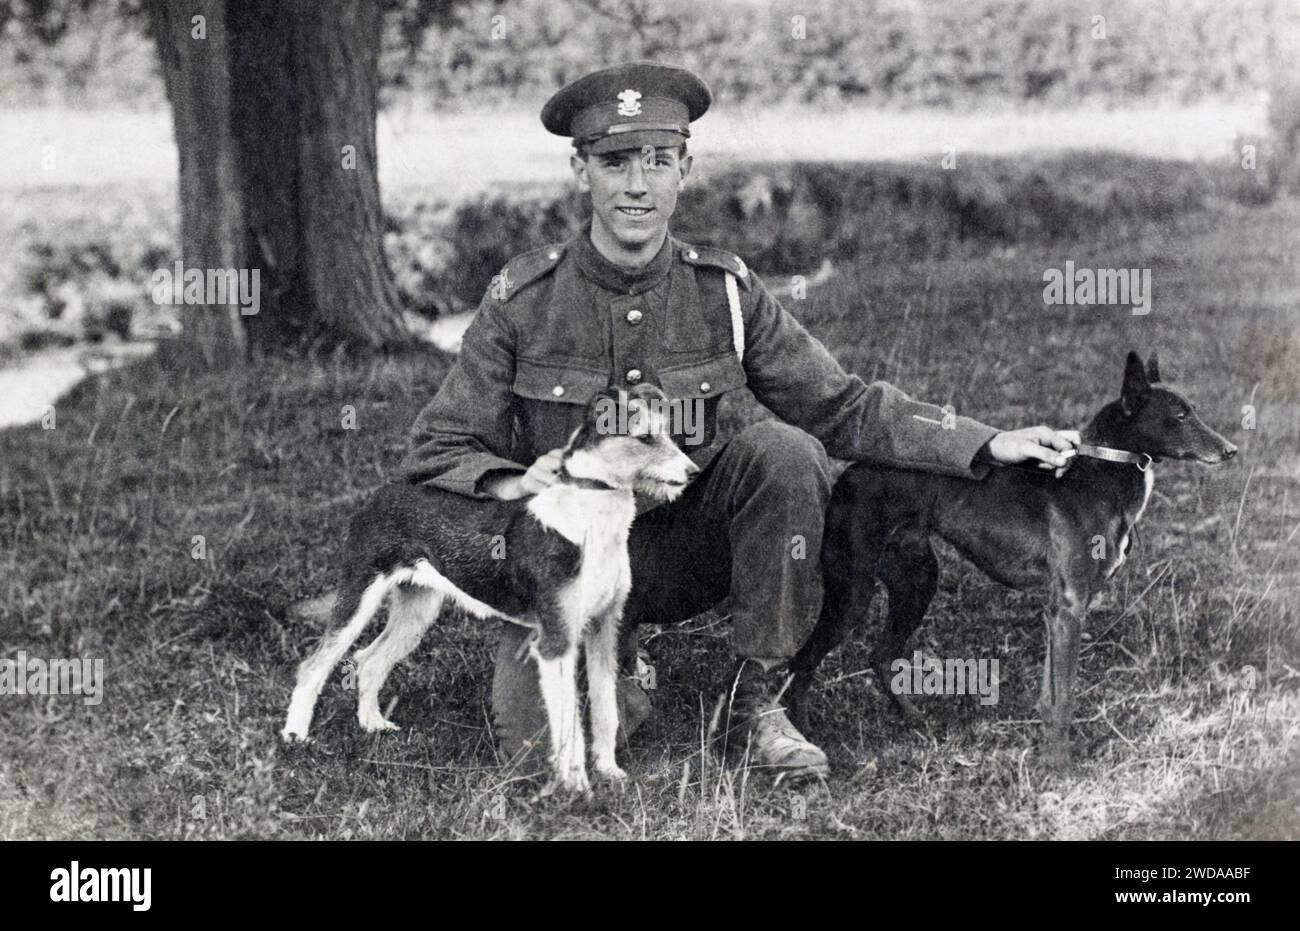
left=0, top=193, right=1298, bottom=839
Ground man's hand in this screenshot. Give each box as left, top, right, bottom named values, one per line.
left=482, top=449, right=564, bottom=500
left=985, top=427, right=1081, bottom=470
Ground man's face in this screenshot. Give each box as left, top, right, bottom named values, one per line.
left=571, top=145, right=692, bottom=253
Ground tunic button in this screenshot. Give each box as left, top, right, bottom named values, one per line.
left=626, top=309, right=643, bottom=325
left=552, top=385, right=565, bottom=397
left=687, top=250, right=698, bottom=260
left=547, top=250, right=559, bottom=260
left=699, top=381, right=711, bottom=392
left=626, top=369, right=642, bottom=384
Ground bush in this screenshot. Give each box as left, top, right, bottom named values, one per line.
left=402, top=153, right=1234, bottom=302
left=441, top=193, right=584, bottom=305
left=4, top=0, right=1291, bottom=111
left=384, top=191, right=585, bottom=312
left=0, top=151, right=1270, bottom=359
left=668, top=155, right=1218, bottom=273
left=9, top=208, right=179, bottom=350
left=384, top=0, right=1293, bottom=111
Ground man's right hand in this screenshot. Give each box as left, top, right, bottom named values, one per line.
left=483, top=448, right=564, bottom=500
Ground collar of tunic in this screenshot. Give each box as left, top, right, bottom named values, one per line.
left=571, top=224, right=675, bottom=295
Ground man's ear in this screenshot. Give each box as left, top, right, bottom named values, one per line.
left=1146, top=350, right=1161, bottom=384
left=1121, top=350, right=1149, bottom=414
left=570, top=152, right=591, bottom=193
left=677, top=152, right=693, bottom=189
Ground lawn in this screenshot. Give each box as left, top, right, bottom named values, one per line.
left=0, top=192, right=1297, bottom=839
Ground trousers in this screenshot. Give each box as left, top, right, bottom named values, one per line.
left=620, top=419, right=834, bottom=660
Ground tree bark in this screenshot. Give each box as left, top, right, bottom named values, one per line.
left=148, top=0, right=246, bottom=367
left=147, top=0, right=410, bottom=365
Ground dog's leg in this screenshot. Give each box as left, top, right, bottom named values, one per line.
left=874, top=530, right=939, bottom=727
left=530, top=604, right=588, bottom=794
left=585, top=606, right=626, bottom=783
left=788, top=490, right=885, bottom=731
left=788, top=584, right=868, bottom=733
left=1037, top=577, right=1088, bottom=768
left=354, top=585, right=443, bottom=733
left=282, top=573, right=389, bottom=742
left=533, top=646, right=587, bottom=794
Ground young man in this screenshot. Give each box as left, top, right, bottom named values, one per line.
left=401, top=61, right=1079, bottom=777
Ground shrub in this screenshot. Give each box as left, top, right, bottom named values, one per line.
left=395, top=154, right=1228, bottom=304
left=11, top=220, right=178, bottom=349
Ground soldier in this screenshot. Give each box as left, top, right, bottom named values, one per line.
left=402, top=61, right=1079, bottom=777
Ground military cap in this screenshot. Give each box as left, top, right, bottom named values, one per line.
left=541, top=61, right=711, bottom=155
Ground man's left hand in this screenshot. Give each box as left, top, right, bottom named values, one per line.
left=986, top=426, right=1081, bottom=469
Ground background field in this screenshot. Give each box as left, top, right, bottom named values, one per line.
left=1, top=184, right=1296, bottom=839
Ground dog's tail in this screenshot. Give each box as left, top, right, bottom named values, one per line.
left=328, top=565, right=370, bottom=632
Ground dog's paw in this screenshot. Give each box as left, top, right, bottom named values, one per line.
left=1039, top=744, right=1073, bottom=771
left=771, top=763, right=830, bottom=788
left=594, top=762, right=629, bottom=789
left=537, top=775, right=592, bottom=801
left=358, top=711, right=400, bottom=734
left=280, top=727, right=311, bottom=745
left=548, top=762, right=592, bottom=798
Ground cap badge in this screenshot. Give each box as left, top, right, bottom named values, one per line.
left=616, top=89, right=643, bottom=116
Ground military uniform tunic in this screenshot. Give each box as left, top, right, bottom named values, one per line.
left=401, top=226, right=998, bottom=661
left=402, top=227, right=998, bottom=497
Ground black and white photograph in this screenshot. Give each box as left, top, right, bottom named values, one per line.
left=0, top=0, right=1297, bottom=873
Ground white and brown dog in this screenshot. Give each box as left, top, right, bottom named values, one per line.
left=281, top=384, right=697, bottom=794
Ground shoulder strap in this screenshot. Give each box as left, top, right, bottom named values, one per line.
left=679, top=241, right=750, bottom=363
left=679, top=242, right=752, bottom=289
left=492, top=243, right=565, bottom=304
left=725, top=272, right=744, bottom=363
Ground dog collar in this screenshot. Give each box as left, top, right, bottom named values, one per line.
left=557, top=465, right=621, bottom=491
left=1073, top=443, right=1153, bottom=472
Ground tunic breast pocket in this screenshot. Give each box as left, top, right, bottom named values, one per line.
left=655, top=351, right=747, bottom=451
left=660, top=296, right=731, bottom=355
left=511, top=357, right=610, bottom=461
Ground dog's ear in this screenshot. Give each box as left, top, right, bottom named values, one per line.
left=1146, top=351, right=1162, bottom=384
left=579, top=388, right=624, bottom=441
left=1121, top=350, right=1149, bottom=414
left=585, top=387, right=620, bottom=419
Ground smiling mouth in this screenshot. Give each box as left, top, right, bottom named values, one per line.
left=616, top=206, right=654, bottom=217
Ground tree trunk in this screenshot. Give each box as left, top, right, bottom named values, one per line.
left=147, top=0, right=410, bottom=365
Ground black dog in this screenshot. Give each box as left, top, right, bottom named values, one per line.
left=789, top=352, right=1237, bottom=766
